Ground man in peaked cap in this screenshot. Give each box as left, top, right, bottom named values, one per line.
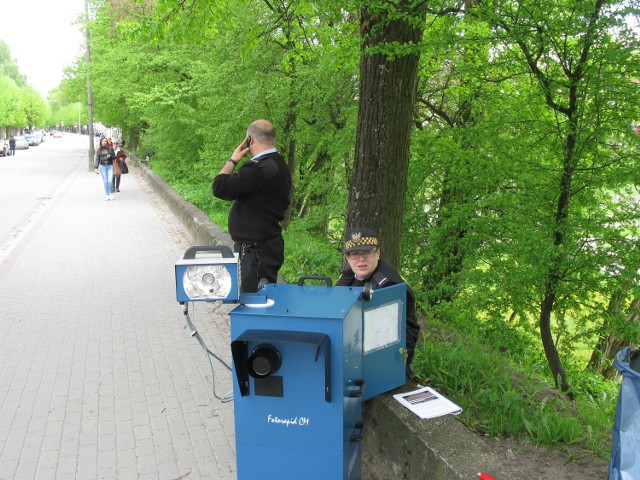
left=336, top=227, right=421, bottom=378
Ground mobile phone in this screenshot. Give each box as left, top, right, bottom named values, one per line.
left=242, top=136, right=251, bottom=149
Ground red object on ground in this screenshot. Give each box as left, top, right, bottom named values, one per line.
left=478, top=473, right=498, bottom=480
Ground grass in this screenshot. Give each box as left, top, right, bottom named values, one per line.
left=412, top=320, right=618, bottom=458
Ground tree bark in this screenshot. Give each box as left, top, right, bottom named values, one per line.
left=345, top=2, right=426, bottom=269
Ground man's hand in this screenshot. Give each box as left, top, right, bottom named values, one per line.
left=218, top=139, right=250, bottom=175
left=231, top=139, right=250, bottom=163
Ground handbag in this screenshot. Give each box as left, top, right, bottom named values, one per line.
left=120, top=160, right=129, bottom=174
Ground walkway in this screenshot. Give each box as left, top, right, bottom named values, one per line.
left=0, top=137, right=237, bottom=479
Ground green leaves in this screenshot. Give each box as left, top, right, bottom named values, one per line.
left=0, top=76, right=27, bottom=127
left=0, top=41, right=49, bottom=128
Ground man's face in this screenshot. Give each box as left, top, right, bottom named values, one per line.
left=346, top=248, right=380, bottom=279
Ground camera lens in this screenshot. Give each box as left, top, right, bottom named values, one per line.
left=251, top=356, right=272, bottom=377
left=247, top=344, right=282, bottom=378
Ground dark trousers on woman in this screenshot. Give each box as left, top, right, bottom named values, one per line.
left=234, top=235, right=284, bottom=293
left=113, top=174, right=121, bottom=192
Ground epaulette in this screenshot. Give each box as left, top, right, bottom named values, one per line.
left=372, top=271, right=389, bottom=287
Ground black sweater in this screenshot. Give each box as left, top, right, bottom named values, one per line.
left=212, top=151, right=291, bottom=243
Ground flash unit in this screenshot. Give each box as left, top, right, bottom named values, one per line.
left=175, top=246, right=240, bottom=303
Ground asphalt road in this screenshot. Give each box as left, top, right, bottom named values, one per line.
left=0, top=133, right=94, bottom=262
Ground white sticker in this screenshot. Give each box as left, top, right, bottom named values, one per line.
left=363, top=302, right=401, bottom=354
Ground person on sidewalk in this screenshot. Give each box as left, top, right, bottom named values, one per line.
left=336, top=226, right=421, bottom=378
left=8, top=136, right=16, bottom=156
left=94, top=137, right=116, bottom=200
left=113, top=150, right=126, bottom=193
left=212, top=119, right=292, bottom=293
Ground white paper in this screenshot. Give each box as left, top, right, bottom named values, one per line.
left=393, top=386, right=462, bottom=419
left=363, top=301, right=401, bottom=353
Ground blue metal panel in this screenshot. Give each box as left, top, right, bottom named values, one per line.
left=233, top=283, right=364, bottom=319
left=173, top=249, right=409, bottom=478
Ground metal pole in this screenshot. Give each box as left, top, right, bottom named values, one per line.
left=85, top=0, right=95, bottom=171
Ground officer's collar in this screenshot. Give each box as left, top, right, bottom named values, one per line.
left=250, top=148, right=277, bottom=162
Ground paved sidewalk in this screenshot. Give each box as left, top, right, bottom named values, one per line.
left=0, top=141, right=237, bottom=479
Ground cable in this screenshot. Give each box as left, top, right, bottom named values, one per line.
left=182, top=302, right=234, bottom=403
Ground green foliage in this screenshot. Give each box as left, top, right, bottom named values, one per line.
left=0, top=41, right=49, bottom=131
left=20, top=87, right=50, bottom=127
left=47, top=102, right=84, bottom=130
left=0, top=76, right=27, bottom=128
left=0, top=40, right=27, bottom=87
left=281, top=220, right=344, bottom=283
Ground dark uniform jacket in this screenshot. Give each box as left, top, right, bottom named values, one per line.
left=212, top=151, right=291, bottom=244
left=336, top=259, right=421, bottom=365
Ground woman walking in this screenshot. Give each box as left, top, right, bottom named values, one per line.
left=113, top=150, right=127, bottom=192
left=94, top=137, right=116, bottom=200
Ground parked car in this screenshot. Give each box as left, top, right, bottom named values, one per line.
left=13, top=135, right=29, bottom=150
left=25, top=133, right=41, bottom=146
left=0, top=139, right=7, bottom=156
left=53, top=131, right=62, bottom=138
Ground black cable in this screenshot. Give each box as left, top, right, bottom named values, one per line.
left=182, top=303, right=233, bottom=403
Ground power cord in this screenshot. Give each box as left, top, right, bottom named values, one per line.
left=182, top=302, right=234, bottom=403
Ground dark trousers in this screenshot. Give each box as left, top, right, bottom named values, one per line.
left=235, top=235, right=284, bottom=293
left=113, top=174, right=121, bottom=191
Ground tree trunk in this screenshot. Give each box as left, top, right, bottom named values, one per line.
left=345, top=2, right=426, bottom=269
left=540, top=275, right=571, bottom=395
left=539, top=161, right=575, bottom=397
left=282, top=110, right=296, bottom=230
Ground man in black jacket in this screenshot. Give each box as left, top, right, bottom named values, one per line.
left=212, top=120, right=292, bottom=293
left=336, top=227, right=421, bottom=377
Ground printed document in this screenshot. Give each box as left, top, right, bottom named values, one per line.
left=393, top=386, right=462, bottom=419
